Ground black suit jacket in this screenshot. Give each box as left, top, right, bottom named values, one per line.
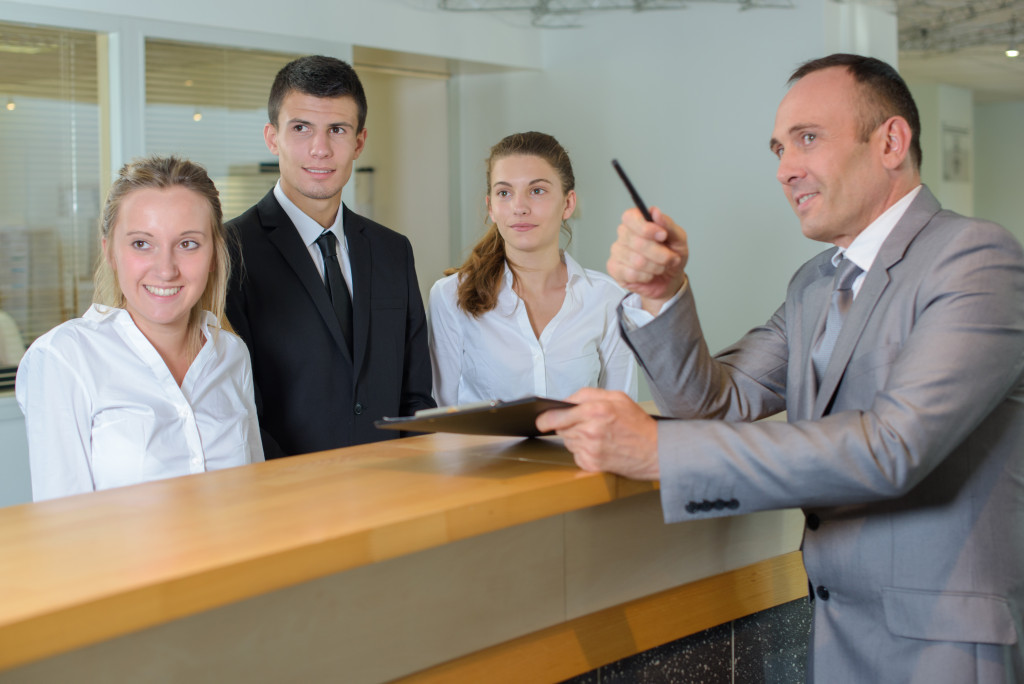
left=225, top=190, right=435, bottom=459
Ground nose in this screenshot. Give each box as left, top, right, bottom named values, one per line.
left=310, top=129, right=331, bottom=159
left=512, top=195, right=529, bottom=215
left=154, top=247, right=180, bottom=280
left=776, top=151, right=804, bottom=186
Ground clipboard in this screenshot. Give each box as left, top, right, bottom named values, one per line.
left=374, top=396, right=574, bottom=437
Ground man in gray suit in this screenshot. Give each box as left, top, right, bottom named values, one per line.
left=538, top=54, right=1024, bottom=682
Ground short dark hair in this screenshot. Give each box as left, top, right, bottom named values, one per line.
left=789, top=53, right=922, bottom=169
left=267, top=55, right=367, bottom=132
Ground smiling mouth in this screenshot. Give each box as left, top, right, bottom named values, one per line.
left=145, top=285, right=181, bottom=297
left=796, top=192, right=819, bottom=206
left=305, top=168, right=334, bottom=176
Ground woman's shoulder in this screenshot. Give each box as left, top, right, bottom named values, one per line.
left=429, top=271, right=462, bottom=302
left=577, top=264, right=627, bottom=299
left=29, top=305, right=118, bottom=351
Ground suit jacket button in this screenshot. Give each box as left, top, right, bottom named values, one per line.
left=353, top=402, right=364, bottom=415
left=806, top=513, right=820, bottom=530
left=700, top=500, right=714, bottom=511
left=726, top=499, right=740, bottom=510
left=713, top=499, right=726, bottom=510
left=685, top=502, right=698, bottom=514
left=815, top=585, right=830, bottom=601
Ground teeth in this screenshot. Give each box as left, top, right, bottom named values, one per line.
left=308, top=169, right=331, bottom=175
left=145, top=285, right=181, bottom=296
left=797, top=193, right=818, bottom=205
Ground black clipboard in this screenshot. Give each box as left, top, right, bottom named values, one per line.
left=375, top=396, right=573, bottom=437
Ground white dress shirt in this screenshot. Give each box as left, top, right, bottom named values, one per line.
left=274, top=182, right=353, bottom=297
left=428, top=252, right=638, bottom=406
left=16, top=304, right=264, bottom=501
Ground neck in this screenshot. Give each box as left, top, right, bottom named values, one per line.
left=508, top=247, right=565, bottom=292
left=129, top=313, right=197, bottom=386
left=285, top=188, right=342, bottom=229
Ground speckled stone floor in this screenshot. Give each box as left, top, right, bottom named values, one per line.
left=560, top=598, right=812, bottom=684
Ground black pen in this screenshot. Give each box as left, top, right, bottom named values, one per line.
left=611, top=159, right=654, bottom=223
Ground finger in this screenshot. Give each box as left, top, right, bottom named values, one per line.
left=565, top=387, right=611, bottom=404
left=621, top=207, right=667, bottom=242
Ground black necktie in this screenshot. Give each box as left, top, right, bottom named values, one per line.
left=811, top=256, right=863, bottom=385
left=315, top=230, right=353, bottom=353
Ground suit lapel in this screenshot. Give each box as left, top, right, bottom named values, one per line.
left=811, top=186, right=943, bottom=418
left=258, top=192, right=351, bottom=360
left=344, top=206, right=371, bottom=374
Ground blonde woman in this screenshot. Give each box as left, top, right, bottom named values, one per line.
left=17, top=156, right=263, bottom=501
left=429, top=132, right=637, bottom=406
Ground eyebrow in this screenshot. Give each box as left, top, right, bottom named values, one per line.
left=287, top=117, right=352, bottom=129
left=493, top=178, right=554, bottom=187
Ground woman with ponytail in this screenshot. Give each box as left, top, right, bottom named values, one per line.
left=428, top=132, right=636, bottom=406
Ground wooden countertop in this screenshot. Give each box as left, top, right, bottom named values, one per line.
left=0, top=433, right=656, bottom=672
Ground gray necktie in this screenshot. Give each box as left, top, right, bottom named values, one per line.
left=315, top=230, right=353, bottom=353
left=811, top=256, right=863, bottom=385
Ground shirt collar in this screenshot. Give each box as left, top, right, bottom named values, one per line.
left=833, top=185, right=922, bottom=270
left=501, top=250, right=585, bottom=286
left=273, top=181, right=347, bottom=251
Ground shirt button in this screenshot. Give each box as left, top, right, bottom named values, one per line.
left=191, top=457, right=201, bottom=466
left=353, top=402, right=364, bottom=415
left=816, top=585, right=830, bottom=601
left=178, top=407, right=188, bottom=419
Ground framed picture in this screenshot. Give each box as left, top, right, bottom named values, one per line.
left=942, top=124, right=971, bottom=182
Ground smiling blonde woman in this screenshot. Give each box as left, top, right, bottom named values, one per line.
left=16, top=156, right=263, bottom=501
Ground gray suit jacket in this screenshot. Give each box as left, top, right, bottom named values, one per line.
left=624, top=187, right=1024, bottom=683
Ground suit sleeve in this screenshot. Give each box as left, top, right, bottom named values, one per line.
left=629, top=224, right=1024, bottom=520
left=400, top=239, right=437, bottom=416
left=624, top=284, right=789, bottom=422
left=225, top=230, right=286, bottom=460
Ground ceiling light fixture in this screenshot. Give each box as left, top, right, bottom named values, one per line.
left=193, top=109, right=202, bottom=122
left=5, top=98, right=14, bottom=111
left=1008, top=43, right=1021, bottom=57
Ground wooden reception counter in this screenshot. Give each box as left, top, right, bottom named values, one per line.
left=0, top=432, right=806, bottom=683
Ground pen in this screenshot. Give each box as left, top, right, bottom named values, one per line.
left=611, top=159, right=654, bottom=223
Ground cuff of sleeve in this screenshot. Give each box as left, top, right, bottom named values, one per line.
left=620, top=277, right=689, bottom=331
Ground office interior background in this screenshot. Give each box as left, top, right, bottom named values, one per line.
left=0, top=0, right=1020, bottom=511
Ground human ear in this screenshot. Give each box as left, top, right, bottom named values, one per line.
left=562, top=189, right=577, bottom=220
left=264, top=123, right=279, bottom=155
left=880, top=116, right=912, bottom=169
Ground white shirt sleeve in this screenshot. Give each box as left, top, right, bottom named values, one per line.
left=427, top=276, right=464, bottom=408
left=597, top=295, right=638, bottom=400
left=236, top=339, right=265, bottom=463
left=16, top=342, right=97, bottom=500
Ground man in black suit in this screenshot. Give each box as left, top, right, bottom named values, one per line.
left=226, top=55, right=435, bottom=459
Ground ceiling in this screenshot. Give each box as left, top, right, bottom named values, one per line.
left=431, top=0, right=1024, bottom=103
left=895, top=0, right=1024, bottom=103
left=0, top=2, right=1021, bottom=105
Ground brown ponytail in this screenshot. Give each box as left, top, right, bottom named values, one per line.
left=449, top=131, right=575, bottom=317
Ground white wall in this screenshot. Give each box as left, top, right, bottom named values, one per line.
left=359, top=71, right=452, bottom=301
left=454, top=2, right=833, bottom=353
left=909, top=82, right=974, bottom=216
left=975, top=101, right=1024, bottom=243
